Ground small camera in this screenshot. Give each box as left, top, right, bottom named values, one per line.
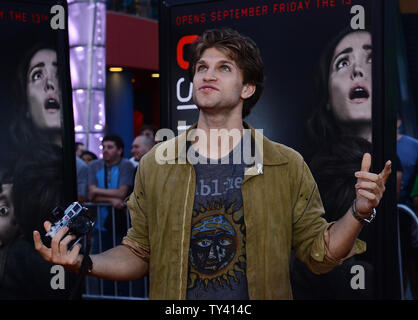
left=46, top=202, right=94, bottom=248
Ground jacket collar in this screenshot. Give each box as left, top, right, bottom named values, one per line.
left=155, top=121, right=289, bottom=166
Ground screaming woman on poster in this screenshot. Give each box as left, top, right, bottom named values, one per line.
left=290, top=28, right=375, bottom=299
left=0, top=44, right=75, bottom=299
left=11, top=42, right=62, bottom=149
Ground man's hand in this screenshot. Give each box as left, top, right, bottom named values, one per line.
left=33, top=221, right=83, bottom=274
left=354, top=153, right=392, bottom=216
left=88, top=186, right=98, bottom=201
left=109, top=198, right=126, bottom=210
left=34, top=222, right=149, bottom=281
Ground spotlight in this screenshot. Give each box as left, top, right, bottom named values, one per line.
left=109, top=67, right=123, bottom=72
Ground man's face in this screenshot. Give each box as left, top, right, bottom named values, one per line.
left=81, top=153, right=94, bottom=165
left=0, top=184, right=18, bottom=247
left=328, top=31, right=372, bottom=124
left=27, top=49, right=61, bottom=131
left=192, top=47, right=254, bottom=114
left=131, top=136, right=150, bottom=162
left=141, top=129, right=154, bottom=141
left=76, top=144, right=85, bottom=158
left=102, top=141, right=122, bottom=164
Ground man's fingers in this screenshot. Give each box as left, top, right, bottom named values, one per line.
left=360, top=153, right=372, bottom=173
left=380, top=160, right=392, bottom=183
left=51, top=227, right=69, bottom=258
left=60, top=234, right=76, bottom=254
left=44, top=221, right=52, bottom=233
left=68, top=243, right=82, bottom=263
left=356, top=181, right=379, bottom=192
left=356, top=159, right=392, bottom=185
left=355, top=171, right=379, bottom=182
left=358, top=189, right=377, bottom=202
left=356, top=181, right=383, bottom=199
left=33, top=230, right=51, bottom=261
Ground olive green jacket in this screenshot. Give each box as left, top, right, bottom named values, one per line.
left=124, top=123, right=365, bottom=299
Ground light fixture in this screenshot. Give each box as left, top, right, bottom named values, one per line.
left=109, top=67, right=123, bottom=72
left=151, top=73, right=159, bottom=78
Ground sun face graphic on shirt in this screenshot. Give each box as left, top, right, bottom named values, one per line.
left=188, top=200, right=246, bottom=290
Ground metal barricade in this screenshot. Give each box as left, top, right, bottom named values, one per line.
left=81, top=202, right=149, bottom=300
left=397, top=203, right=418, bottom=300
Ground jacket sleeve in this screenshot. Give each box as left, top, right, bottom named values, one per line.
left=291, top=158, right=366, bottom=275
left=123, top=158, right=150, bottom=262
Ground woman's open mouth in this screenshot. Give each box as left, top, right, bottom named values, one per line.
left=44, top=98, right=60, bottom=112
left=349, top=86, right=370, bottom=103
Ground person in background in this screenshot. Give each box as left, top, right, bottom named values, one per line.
left=129, top=135, right=155, bottom=168
left=397, top=114, right=418, bottom=208
left=86, top=134, right=135, bottom=295
left=139, top=124, right=157, bottom=142
left=80, top=150, right=98, bottom=166
left=87, top=134, right=135, bottom=248
left=75, top=142, right=85, bottom=158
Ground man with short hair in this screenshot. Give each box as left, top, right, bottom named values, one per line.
left=88, top=135, right=134, bottom=209
left=75, top=142, right=85, bottom=158
left=131, top=135, right=154, bottom=165
left=34, top=29, right=391, bottom=300
left=87, top=135, right=135, bottom=246
left=139, top=124, right=157, bottom=142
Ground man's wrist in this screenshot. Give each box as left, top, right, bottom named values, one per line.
left=352, top=199, right=376, bottom=225
left=63, top=254, right=84, bottom=274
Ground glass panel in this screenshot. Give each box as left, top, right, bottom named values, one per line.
left=68, top=2, right=95, bottom=46
left=89, top=90, right=106, bottom=131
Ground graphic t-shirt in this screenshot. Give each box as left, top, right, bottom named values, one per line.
left=186, top=144, right=249, bottom=300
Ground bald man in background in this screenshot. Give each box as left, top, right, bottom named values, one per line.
left=130, top=135, right=155, bottom=167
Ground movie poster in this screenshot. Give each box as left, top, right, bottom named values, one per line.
left=0, top=0, right=76, bottom=299
left=160, top=0, right=399, bottom=299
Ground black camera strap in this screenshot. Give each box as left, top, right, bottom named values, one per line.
left=69, top=235, right=92, bottom=300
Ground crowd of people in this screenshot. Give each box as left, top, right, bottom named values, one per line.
left=74, top=125, right=156, bottom=296
left=75, top=124, right=157, bottom=227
